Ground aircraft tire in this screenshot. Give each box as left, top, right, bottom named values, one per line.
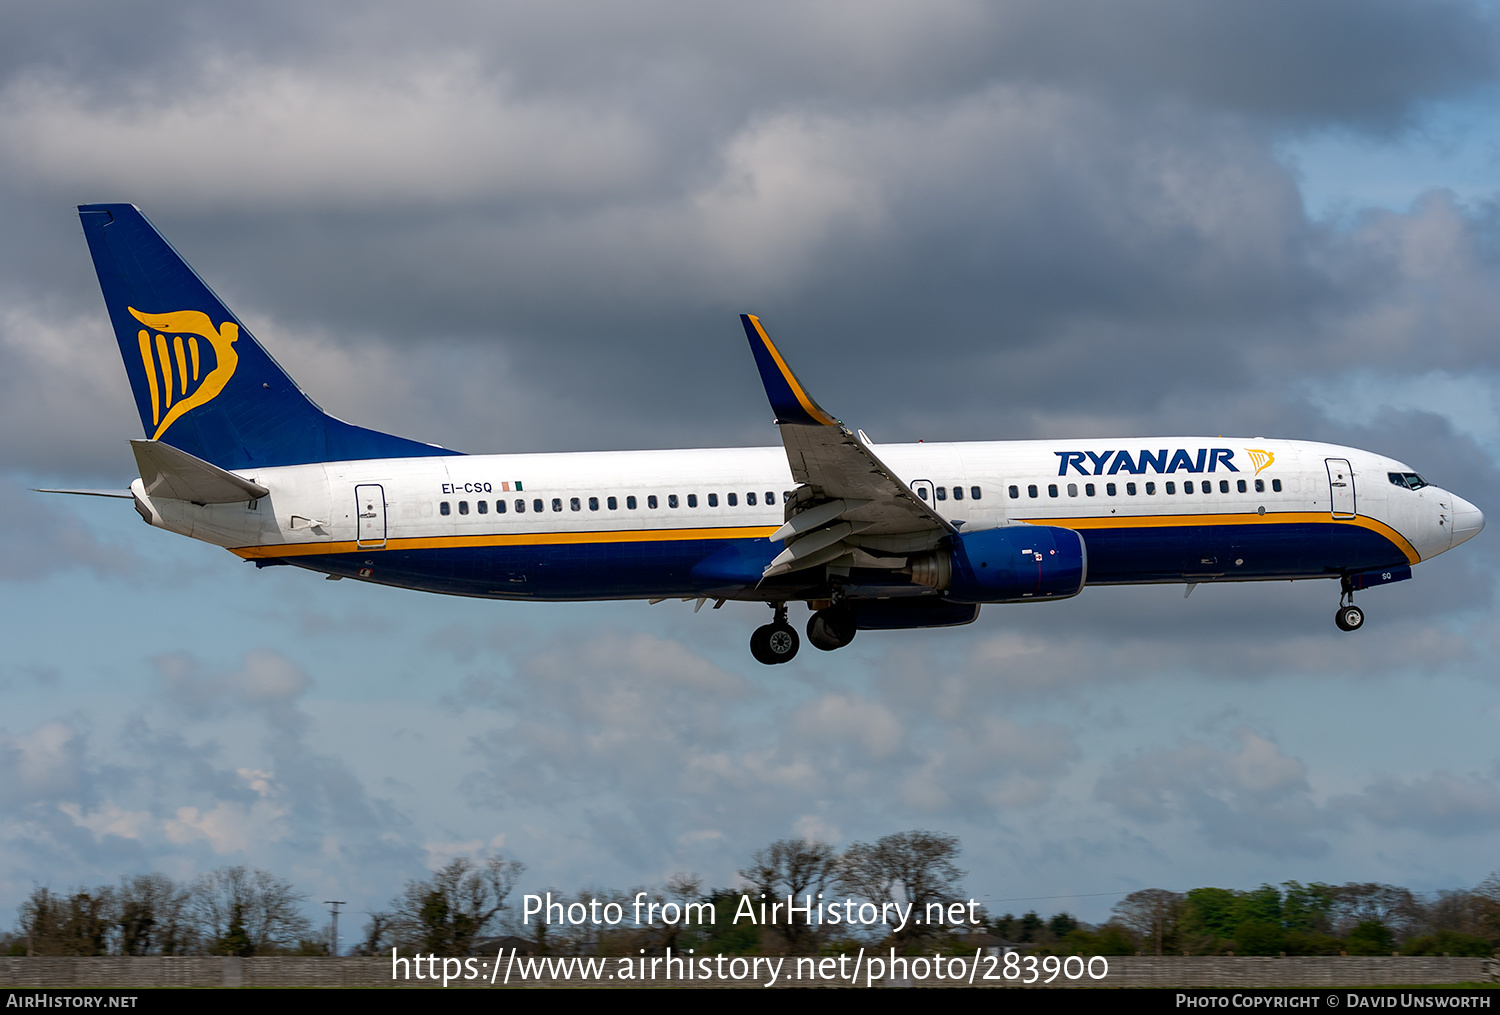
left=807, top=606, right=857, bottom=651
left=751, top=622, right=800, bottom=664
left=1335, top=604, right=1364, bottom=632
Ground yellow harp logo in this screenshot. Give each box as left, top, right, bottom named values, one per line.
left=128, top=307, right=239, bottom=440
left=1246, top=448, right=1275, bottom=475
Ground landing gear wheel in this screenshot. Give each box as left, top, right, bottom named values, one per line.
left=751, top=623, right=800, bottom=664
left=807, top=606, right=857, bottom=652
left=1335, top=604, right=1364, bottom=632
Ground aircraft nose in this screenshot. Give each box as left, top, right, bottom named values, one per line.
left=1450, top=494, right=1485, bottom=548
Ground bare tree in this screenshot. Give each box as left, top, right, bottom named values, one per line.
left=391, top=855, right=525, bottom=955
left=117, top=874, right=195, bottom=955
left=1113, top=889, right=1184, bottom=956
left=193, top=867, right=311, bottom=955
left=838, top=831, right=965, bottom=947
left=739, top=838, right=836, bottom=953
left=355, top=911, right=397, bottom=956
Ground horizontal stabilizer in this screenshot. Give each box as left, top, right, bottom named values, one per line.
left=131, top=439, right=268, bottom=504
left=33, top=488, right=132, bottom=499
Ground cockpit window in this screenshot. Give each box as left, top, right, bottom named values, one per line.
left=1388, top=472, right=1429, bottom=490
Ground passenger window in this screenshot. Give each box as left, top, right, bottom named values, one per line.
left=459, top=501, right=469, bottom=515
left=1008, top=485, right=1019, bottom=499
left=971, top=486, right=981, bottom=500
left=1126, top=483, right=1137, bottom=495
left=1165, top=482, right=1175, bottom=495
left=1028, top=484, right=1038, bottom=498
left=1236, top=480, right=1246, bottom=493
left=747, top=492, right=757, bottom=505
left=1145, top=482, right=1155, bottom=495
left=669, top=495, right=679, bottom=508
left=552, top=498, right=563, bottom=512
left=708, top=493, right=718, bottom=507
left=440, top=501, right=451, bottom=516
left=624, top=496, right=635, bottom=509
left=570, top=497, right=580, bottom=511
left=1272, top=479, right=1282, bottom=492
left=589, top=496, right=599, bottom=511
left=533, top=499, right=544, bottom=512
left=496, top=500, right=507, bottom=514
left=952, top=486, right=964, bottom=501
left=1220, top=480, right=1229, bottom=493
left=687, top=494, right=697, bottom=508
left=936, top=487, right=947, bottom=501
left=1085, top=483, right=1095, bottom=497
left=1106, top=483, right=1116, bottom=496
left=648, top=495, right=658, bottom=509
left=1067, top=483, right=1078, bottom=497
left=1254, top=479, right=1264, bottom=493
left=1185, top=481, right=1194, bottom=494
left=918, top=488, right=929, bottom=500
left=516, top=499, right=526, bottom=513
left=727, top=493, right=737, bottom=506
left=1048, top=484, right=1059, bottom=497
left=783, top=491, right=791, bottom=502
left=477, top=501, right=488, bottom=514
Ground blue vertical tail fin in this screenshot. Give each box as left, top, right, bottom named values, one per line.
left=78, top=204, right=459, bottom=469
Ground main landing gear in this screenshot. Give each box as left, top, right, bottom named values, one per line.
left=1335, top=577, right=1364, bottom=632
left=807, top=604, right=857, bottom=652
left=751, top=603, right=800, bottom=665
left=751, top=602, right=859, bottom=664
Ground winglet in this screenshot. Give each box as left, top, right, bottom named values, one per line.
left=740, top=314, right=838, bottom=427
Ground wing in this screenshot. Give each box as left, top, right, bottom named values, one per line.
left=741, top=314, right=952, bottom=578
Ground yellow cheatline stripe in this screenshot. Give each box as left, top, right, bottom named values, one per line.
left=746, top=315, right=837, bottom=426
left=1027, top=511, right=1420, bottom=565
left=230, top=524, right=783, bottom=560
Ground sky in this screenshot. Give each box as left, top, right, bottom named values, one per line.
left=2, top=0, right=1500, bottom=941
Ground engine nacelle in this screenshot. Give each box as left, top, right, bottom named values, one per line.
left=909, top=525, right=1087, bottom=604
left=847, top=599, right=980, bottom=630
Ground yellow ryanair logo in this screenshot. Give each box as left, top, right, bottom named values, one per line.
left=128, top=307, right=239, bottom=440
left=1245, top=448, right=1275, bottom=475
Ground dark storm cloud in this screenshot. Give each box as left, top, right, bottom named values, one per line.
left=4, top=2, right=1491, bottom=126
left=0, top=2, right=1496, bottom=471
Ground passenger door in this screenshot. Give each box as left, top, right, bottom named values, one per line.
left=1325, top=459, right=1356, bottom=519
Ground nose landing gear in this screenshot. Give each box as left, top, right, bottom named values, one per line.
left=751, top=602, right=800, bottom=664
left=1335, top=577, right=1364, bottom=632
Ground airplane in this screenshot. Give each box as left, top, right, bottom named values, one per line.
left=53, top=203, right=1484, bottom=665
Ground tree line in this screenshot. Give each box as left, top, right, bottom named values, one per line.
left=7, top=833, right=1499, bottom=958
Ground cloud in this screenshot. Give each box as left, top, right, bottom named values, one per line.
left=1096, top=728, right=1331, bottom=857
left=1339, top=769, right=1500, bottom=836
left=0, top=721, right=86, bottom=805
left=155, top=650, right=311, bottom=724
